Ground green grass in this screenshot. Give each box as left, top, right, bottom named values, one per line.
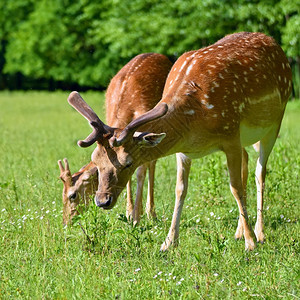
left=0, top=91, right=299, bottom=299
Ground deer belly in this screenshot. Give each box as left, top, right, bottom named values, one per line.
left=240, top=122, right=274, bottom=147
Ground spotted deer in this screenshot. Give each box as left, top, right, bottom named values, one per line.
left=58, top=158, right=98, bottom=225
left=67, top=32, right=292, bottom=250
left=60, top=53, right=172, bottom=224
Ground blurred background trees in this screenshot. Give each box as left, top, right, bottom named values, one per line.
left=0, top=0, right=299, bottom=97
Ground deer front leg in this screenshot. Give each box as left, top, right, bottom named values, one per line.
left=131, top=164, right=148, bottom=224
left=146, top=160, right=157, bottom=219
left=126, top=179, right=133, bottom=219
left=225, top=144, right=256, bottom=250
left=235, top=148, right=249, bottom=240
left=160, top=153, right=191, bottom=251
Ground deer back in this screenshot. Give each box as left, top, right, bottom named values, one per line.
left=161, top=32, right=292, bottom=149
left=105, top=53, right=172, bottom=128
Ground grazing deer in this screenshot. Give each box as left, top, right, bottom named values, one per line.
left=59, top=53, right=172, bottom=224
left=58, top=158, right=98, bottom=225
left=67, top=32, right=292, bottom=250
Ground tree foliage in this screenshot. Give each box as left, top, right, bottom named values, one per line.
left=0, top=0, right=299, bottom=91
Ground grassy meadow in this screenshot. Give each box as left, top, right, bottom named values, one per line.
left=0, top=91, right=299, bottom=299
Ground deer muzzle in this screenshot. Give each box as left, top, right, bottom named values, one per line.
left=94, top=192, right=114, bottom=209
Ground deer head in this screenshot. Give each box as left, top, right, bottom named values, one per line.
left=68, top=92, right=167, bottom=209
left=58, top=158, right=98, bottom=224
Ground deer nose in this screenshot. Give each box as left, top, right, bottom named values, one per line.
left=94, top=194, right=113, bottom=209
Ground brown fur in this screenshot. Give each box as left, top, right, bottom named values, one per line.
left=69, top=32, right=292, bottom=250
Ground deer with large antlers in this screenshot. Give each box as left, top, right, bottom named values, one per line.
left=67, top=32, right=292, bottom=250
left=59, top=53, right=172, bottom=224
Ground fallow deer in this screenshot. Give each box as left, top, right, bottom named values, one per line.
left=58, top=158, right=98, bottom=225
left=60, top=53, right=172, bottom=224
left=67, top=32, right=292, bottom=251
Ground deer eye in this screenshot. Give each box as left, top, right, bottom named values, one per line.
left=69, top=192, right=77, bottom=201
left=124, top=162, right=133, bottom=169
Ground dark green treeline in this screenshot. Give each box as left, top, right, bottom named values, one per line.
left=0, top=0, right=299, bottom=96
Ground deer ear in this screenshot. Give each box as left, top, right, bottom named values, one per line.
left=136, top=132, right=166, bottom=147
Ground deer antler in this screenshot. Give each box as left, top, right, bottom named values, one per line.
left=67, top=91, right=112, bottom=147
left=58, top=158, right=72, bottom=185
left=111, top=102, right=168, bottom=147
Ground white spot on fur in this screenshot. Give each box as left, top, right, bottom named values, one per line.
left=184, top=109, right=195, bottom=115
left=186, top=64, right=194, bottom=76
left=179, top=60, right=188, bottom=73
left=239, top=102, right=245, bottom=112
left=201, top=99, right=214, bottom=109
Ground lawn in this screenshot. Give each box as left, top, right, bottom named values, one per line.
left=0, top=91, right=299, bottom=299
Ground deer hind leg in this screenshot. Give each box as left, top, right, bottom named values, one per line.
left=224, top=142, right=256, bottom=250
left=131, top=163, right=148, bottom=224
left=161, top=153, right=191, bottom=251
left=126, top=179, right=133, bottom=219
left=235, top=147, right=249, bottom=240
left=146, top=160, right=157, bottom=219
left=254, top=125, right=280, bottom=243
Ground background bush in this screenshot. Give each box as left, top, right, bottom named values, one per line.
left=0, top=0, right=299, bottom=96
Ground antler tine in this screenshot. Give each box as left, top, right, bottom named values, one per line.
left=63, top=158, right=70, bottom=172
left=113, top=103, right=168, bottom=146
left=58, top=160, right=65, bottom=174
left=68, top=91, right=111, bottom=147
